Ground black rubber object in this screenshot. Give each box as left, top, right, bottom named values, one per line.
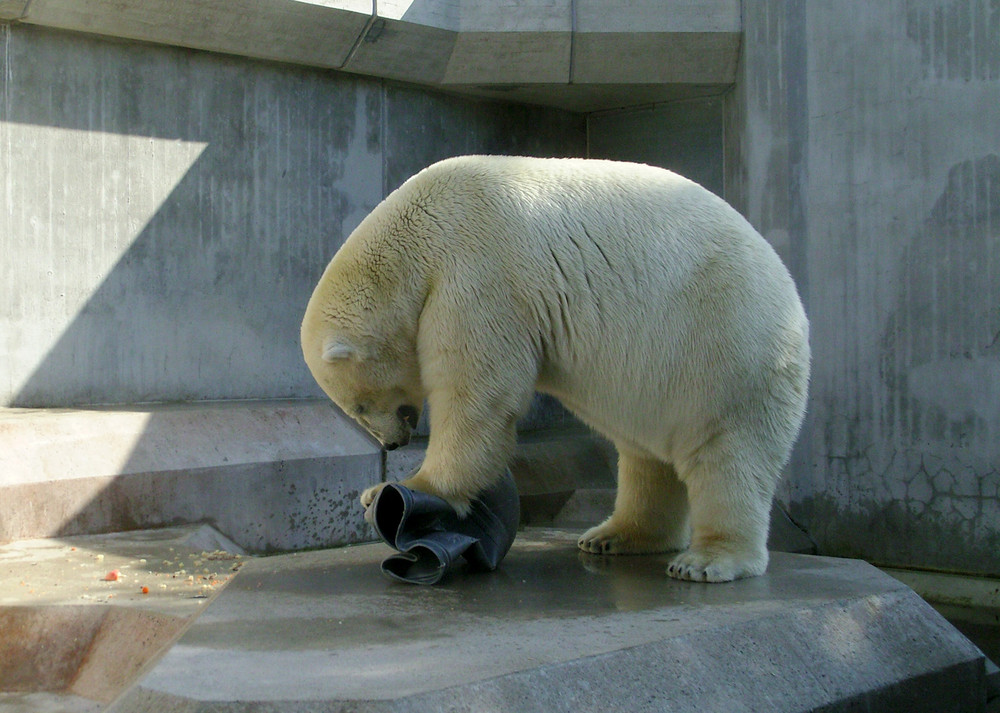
left=368, top=470, right=520, bottom=585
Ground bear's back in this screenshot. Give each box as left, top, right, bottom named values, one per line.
left=402, top=156, right=795, bottom=318
left=406, top=156, right=806, bottom=411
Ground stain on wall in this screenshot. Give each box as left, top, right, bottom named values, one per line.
left=736, top=0, right=1000, bottom=574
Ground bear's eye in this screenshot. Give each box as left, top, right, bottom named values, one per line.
left=355, top=404, right=366, bottom=416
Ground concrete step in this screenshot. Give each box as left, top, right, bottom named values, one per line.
left=1, top=403, right=620, bottom=554
left=108, top=529, right=988, bottom=713
left=0, top=399, right=818, bottom=562
left=0, top=401, right=381, bottom=552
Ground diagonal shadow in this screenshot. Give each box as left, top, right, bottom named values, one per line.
left=6, top=26, right=381, bottom=408
left=3, top=24, right=588, bottom=550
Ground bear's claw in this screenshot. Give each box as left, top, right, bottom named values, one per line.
left=577, top=526, right=634, bottom=555
left=360, top=483, right=387, bottom=510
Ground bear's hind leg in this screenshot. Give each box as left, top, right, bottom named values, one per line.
left=578, top=452, right=690, bottom=555
left=668, top=437, right=777, bottom=582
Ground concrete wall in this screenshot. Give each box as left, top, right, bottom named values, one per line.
left=731, top=0, right=1000, bottom=575
left=0, top=24, right=585, bottom=409
left=0, top=22, right=586, bottom=549
left=587, top=95, right=724, bottom=197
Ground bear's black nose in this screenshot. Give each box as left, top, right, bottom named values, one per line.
left=397, top=404, right=419, bottom=428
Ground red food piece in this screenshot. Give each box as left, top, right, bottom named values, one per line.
left=103, top=569, right=121, bottom=581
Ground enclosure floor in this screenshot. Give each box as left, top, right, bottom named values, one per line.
left=83, top=528, right=992, bottom=713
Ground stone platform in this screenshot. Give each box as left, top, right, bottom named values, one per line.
left=107, top=529, right=989, bottom=713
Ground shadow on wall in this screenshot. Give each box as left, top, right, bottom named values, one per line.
left=5, top=25, right=587, bottom=409
left=2, top=25, right=586, bottom=548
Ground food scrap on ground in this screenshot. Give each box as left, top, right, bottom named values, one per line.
left=0, top=528, right=248, bottom=610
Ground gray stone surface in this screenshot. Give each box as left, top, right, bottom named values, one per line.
left=109, top=529, right=987, bottom=712
left=0, top=525, right=247, bottom=709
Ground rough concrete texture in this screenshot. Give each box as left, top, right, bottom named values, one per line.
left=882, top=566, right=1000, bottom=668
left=107, top=529, right=988, bottom=713
left=728, top=0, right=1000, bottom=575
left=1, top=0, right=739, bottom=112
left=0, top=404, right=619, bottom=550
left=0, top=525, right=246, bottom=710
left=0, top=402, right=381, bottom=550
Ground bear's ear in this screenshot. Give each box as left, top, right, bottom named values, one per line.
left=321, top=336, right=358, bottom=362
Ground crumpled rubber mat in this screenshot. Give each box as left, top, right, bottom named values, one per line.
left=368, top=470, right=520, bottom=585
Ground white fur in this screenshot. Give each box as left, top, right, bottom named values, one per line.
left=301, top=155, right=810, bottom=582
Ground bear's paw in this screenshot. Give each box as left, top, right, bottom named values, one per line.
left=666, top=547, right=768, bottom=583
left=577, top=520, right=685, bottom=555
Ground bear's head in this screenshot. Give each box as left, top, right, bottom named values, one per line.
left=302, top=329, right=424, bottom=451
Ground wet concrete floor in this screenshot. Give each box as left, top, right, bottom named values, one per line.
left=111, top=528, right=988, bottom=712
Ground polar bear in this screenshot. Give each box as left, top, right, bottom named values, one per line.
left=301, top=155, right=809, bottom=582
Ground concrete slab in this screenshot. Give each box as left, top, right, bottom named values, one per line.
left=0, top=525, right=245, bottom=612
left=345, top=17, right=457, bottom=84
left=443, top=30, right=572, bottom=84
left=109, top=529, right=987, bottom=712
left=572, top=32, right=741, bottom=85
left=882, top=567, right=1000, bottom=669
left=5, top=0, right=741, bottom=112
left=0, top=0, right=29, bottom=21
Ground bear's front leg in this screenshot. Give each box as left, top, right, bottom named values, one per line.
left=359, top=298, right=536, bottom=518
left=405, top=399, right=520, bottom=517
left=360, top=391, right=524, bottom=519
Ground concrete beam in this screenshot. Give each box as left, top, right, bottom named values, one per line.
left=6, top=0, right=741, bottom=111
left=0, top=0, right=28, bottom=21
left=572, top=0, right=739, bottom=84
left=574, top=32, right=740, bottom=84
left=14, top=0, right=372, bottom=68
